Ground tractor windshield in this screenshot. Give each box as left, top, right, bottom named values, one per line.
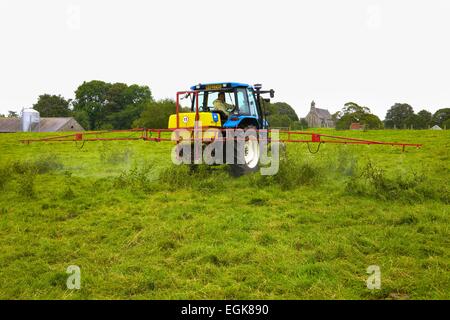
left=236, top=88, right=257, bottom=115
left=193, top=91, right=235, bottom=112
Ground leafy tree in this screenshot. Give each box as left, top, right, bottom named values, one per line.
left=124, top=84, right=153, bottom=105
left=73, top=80, right=153, bottom=130
left=384, top=103, right=414, bottom=129
left=73, top=110, right=90, bottom=131
left=335, top=102, right=382, bottom=130
left=442, top=118, right=450, bottom=129
left=33, top=94, right=71, bottom=117
left=289, top=119, right=309, bottom=130
left=335, top=114, right=354, bottom=130
left=405, top=114, right=421, bottom=129
left=266, top=102, right=299, bottom=128
left=363, top=114, right=383, bottom=129
left=105, top=82, right=129, bottom=114
left=299, top=118, right=309, bottom=129
left=267, top=114, right=292, bottom=128
left=107, top=103, right=146, bottom=129
left=73, top=80, right=110, bottom=130
left=102, top=83, right=152, bottom=129
left=271, top=102, right=299, bottom=121
left=432, top=108, right=450, bottom=127
left=342, top=102, right=370, bottom=116
left=133, top=99, right=176, bottom=129
left=414, top=110, right=433, bottom=129
left=8, top=111, right=18, bottom=118
left=331, top=111, right=342, bottom=124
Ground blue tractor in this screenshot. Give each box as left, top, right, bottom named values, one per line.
left=168, top=82, right=275, bottom=175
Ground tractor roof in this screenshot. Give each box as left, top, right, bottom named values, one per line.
left=190, top=82, right=251, bottom=90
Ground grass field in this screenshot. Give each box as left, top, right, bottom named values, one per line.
left=0, top=129, right=448, bottom=299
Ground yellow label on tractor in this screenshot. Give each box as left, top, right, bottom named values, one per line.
left=168, top=112, right=222, bottom=129
left=205, top=84, right=223, bottom=90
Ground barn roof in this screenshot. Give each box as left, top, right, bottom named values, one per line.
left=0, top=117, right=83, bottom=132
left=39, top=118, right=75, bottom=132
left=0, top=118, right=20, bottom=132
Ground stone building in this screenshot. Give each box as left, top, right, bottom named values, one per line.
left=305, top=101, right=334, bottom=128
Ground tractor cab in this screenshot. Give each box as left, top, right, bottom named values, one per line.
left=168, top=82, right=274, bottom=130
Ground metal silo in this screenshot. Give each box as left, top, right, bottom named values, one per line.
left=21, top=108, right=40, bottom=132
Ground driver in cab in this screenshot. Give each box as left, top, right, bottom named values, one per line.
left=213, top=92, right=235, bottom=116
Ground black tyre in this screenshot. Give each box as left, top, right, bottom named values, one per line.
left=229, top=125, right=260, bottom=177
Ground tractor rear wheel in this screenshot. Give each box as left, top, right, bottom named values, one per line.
left=229, top=125, right=260, bottom=176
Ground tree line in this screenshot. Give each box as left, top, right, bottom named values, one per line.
left=0, top=80, right=177, bottom=130
left=333, top=102, right=449, bottom=130
left=384, top=103, right=449, bottom=129
left=265, top=102, right=308, bottom=130
left=332, top=102, right=383, bottom=130
left=267, top=101, right=449, bottom=130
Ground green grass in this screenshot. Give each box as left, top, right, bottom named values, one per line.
left=0, top=129, right=449, bottom=299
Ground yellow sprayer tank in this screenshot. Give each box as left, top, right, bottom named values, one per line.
left=168, top=112, right=222, bottom=129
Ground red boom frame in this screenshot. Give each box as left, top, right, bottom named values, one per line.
left=20, top=127, right=422, bottom=151
left=20, top=90, right=422, bottom=151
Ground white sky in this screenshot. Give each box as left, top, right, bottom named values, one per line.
left=0, top=0, right=449, bottom=119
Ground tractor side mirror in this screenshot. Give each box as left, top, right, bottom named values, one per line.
left=270, top=90, right=275, bottom=98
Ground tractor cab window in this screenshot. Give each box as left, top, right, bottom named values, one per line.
left=193, top=91, right=235, bottom=112
left=236, top=88, right=250, bottom=115
left=208, top=91, right=235, bottom=111
left=179, top=93, right=195, bottom=111
left=247, top=89, right=258, bottom=116
left=195, top=92, right=206, bottom=111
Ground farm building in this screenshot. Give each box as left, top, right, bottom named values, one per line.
left=350, top=123, right=365, bottom=130
left=0, top=116, right=84, bottom=133
left=305, top=101, right=335, bottom=128
left=0, top=118, right=21, bottom=133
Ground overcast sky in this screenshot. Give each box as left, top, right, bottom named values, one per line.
left=0, top=0, right=449, bottom=118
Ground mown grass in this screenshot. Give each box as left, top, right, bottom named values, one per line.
left=0, top=129, right=448, bottom=299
